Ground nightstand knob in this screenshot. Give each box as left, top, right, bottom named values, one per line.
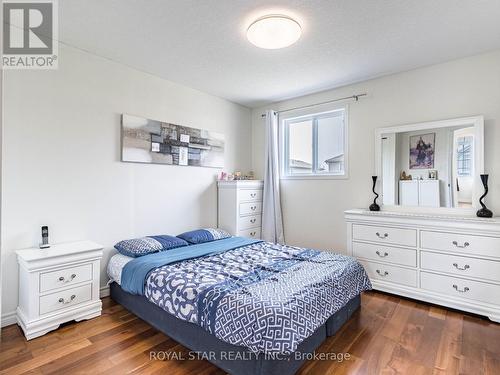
left=58, top=295, right=76, bottom=304
left=58, top=274, right=76, bottom=283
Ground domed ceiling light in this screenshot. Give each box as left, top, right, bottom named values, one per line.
left=247, top=15, right=302, bottom=49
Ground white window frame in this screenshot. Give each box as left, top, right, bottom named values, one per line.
left=279, top=105, right=349, bottom=180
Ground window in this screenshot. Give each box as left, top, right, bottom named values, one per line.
left=281, top=108, right=347, bottom=178
left=456, top=136, right=473, bottom=176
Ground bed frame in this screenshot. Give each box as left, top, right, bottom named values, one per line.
left=110, top=282, right=360, bottom=375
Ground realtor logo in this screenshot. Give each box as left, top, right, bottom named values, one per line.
left=3, top=0, right=58, bottom=69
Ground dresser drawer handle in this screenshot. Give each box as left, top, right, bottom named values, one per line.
left=375, top=232, right=388, bottom=239
left=376, top=269, right=389, bottom=276
left=58, top=274, right=77, bottom=283
left=452, top=285, right=469, bottom=293
left=452, top=241, right=469, bottom=248
left=250, top=218, right=256, bottom=223
left=375, top=251, right=388, bottom=258
left=250, top=193, right=257, bottom=198
left=58, top=295, right=76, bottom=304
left=250, top=206, right=257, bottom=211
left=250, top=231, right=256, bottom=236
left=453, top=263, right=470, bottom=271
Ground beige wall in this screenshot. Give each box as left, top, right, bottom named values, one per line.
left=252, top=50, right=500, bottom=252
left=1, top=44, right=252, bottom=319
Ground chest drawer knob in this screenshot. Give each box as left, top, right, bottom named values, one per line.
left=58, top=274, right=77, bottom=283
left=375, top=250, right=389, bottom=258
left=452, top=284, right=469, bottom=293
left=58, top=294, right=76, bottom=304
left=250, top=193, right=257, bottom=198
left=250, top=218, right=256, bottom=223
left=250, top=206, right=257, bottom=211
left=452, top=241, right=470, bottom=248
left=376, top=269, right=389, bottom=276
left=375, top=232, right=388, bottom=239
left=452, top=263, right=470, bottom=271
left=250, top=231, right=256, bottom=236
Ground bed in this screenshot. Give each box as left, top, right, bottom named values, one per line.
left=108, top=236, right=371, bottom=375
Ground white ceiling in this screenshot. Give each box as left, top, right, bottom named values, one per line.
left=59, top=1, right=500, bottom=108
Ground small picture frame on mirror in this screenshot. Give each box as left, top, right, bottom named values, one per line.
left=428, top=170, right=438, bottom=180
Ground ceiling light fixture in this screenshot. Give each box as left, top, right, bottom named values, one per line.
left=247, top=15, right=301, bottom=49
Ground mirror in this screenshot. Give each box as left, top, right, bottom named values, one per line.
left=376, top=116, right=484, bottom=211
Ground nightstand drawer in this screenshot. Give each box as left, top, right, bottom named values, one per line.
left=39, top=284, right=92, bottom=315
left=40, top=263, right=93, bottom=292
left=239, top=201, right=262, bottom=216
left=238, top=189, right=263, bottom=202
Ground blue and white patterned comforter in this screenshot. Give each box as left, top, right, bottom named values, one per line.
left=144, top=241, right=371, bottom=355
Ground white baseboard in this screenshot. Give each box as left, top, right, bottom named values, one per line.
left=100, top=285, right=110, bottom=298
left=1, top=310, right=17, bottom=328
left=1, top=285, right=111, bottom=328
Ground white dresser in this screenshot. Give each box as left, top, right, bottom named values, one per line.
left=16, top=241, right=104, bottom=339
left=218, top=180, right=263, bottom=239
left=345, top=209, right=500, bottom=322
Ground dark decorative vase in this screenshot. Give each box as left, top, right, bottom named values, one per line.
left=477, top=174, right=493, bottom=218
left=369, top=176, right=380, bottom=211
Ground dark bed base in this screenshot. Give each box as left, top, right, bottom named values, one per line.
left=110, top=282, right=360, bottom=375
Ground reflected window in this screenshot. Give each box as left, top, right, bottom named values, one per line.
left=457, top=136, right=473, bottom=176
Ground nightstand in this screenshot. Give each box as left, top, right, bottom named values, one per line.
left=16, top=240, right=104, bottom=339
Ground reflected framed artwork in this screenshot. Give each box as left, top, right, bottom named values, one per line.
left=409, top=133, right=435, bottom=169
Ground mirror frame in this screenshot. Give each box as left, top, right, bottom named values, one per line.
left=375, top=115, right=484, bottom=215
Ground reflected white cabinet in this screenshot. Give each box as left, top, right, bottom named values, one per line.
left=399, top=180, right=440, bottom=207
left=217, top=180, right=263, bottom=240
left=345, top=209, right=500, bottom=322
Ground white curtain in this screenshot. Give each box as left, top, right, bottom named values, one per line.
left=262, top=110, right=285, bottom=244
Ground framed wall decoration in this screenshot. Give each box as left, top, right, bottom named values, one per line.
left=409, top=133, right=435, bottom=169
left=121, top=114, right=225, bottom=168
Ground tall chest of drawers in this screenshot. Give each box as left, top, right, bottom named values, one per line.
left=218, top=180, right=263, bottom=239
left=16, top=241, right=104, bottom=339
left=345, top=209, right=500, bottom=322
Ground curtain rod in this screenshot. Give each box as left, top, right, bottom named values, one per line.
left=261, top=93, right=367, bottom=117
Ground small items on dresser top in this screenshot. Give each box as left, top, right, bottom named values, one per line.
left=16, top=240, right=104, bottom=340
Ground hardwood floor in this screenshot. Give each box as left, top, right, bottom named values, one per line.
left=1, top=291, right=499, bottom=375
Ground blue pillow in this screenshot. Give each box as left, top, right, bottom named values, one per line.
left=177, top=228, right=231, bottom=244
left=115, top=235, right=188, bottom=257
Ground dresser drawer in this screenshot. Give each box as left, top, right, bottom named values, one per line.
left=352, top=224, right=417, bottom=247
left=40, top=263, right=93, bottom=293
left=238, top=214, right=261, bottom=230
left=39, top=284, right=93, bottom=315
left=353, top=242, right=416, bottom=267
left=239, top=201, right=262, bottom=216
left=238, top=228, right=261, bottom=239
left=238, top=189, right=263, bottom=202
left=421, top=231, right=500, bottom=258
left=359, top=260, right=417, bottom=287
left=421, top=272, right=500, bottom=306
left=421, top=251, right=500, bottom=282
